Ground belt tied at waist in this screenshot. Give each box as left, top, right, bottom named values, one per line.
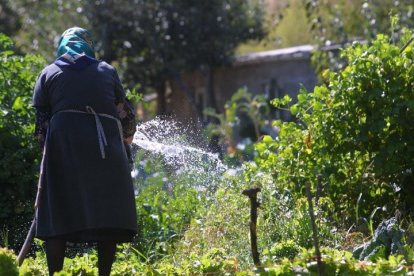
left=54, top=106, right=126, bottom=159
left=86, top=105, right=108, bottom=159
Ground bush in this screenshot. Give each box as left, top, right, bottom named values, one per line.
left=19, top=250, right=47, bottom=276
left=0, top=247, right=18, bottom=276
left=269, top=240, right=301, bottom=261
left=0, top=34, right=45, bottom=250
left=253, top=29, right=414, bottom=227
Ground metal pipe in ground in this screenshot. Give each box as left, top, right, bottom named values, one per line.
left=242, top=187, right=261, bottom=266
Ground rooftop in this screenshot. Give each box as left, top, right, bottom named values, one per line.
left=234, top=44, right=314, bottom=66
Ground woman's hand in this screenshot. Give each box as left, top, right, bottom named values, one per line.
left=124, top=136, right=133, bottom=145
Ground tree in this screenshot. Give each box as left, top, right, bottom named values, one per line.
left=0, top=0, right=21, bottom=36
left=7, top=0, right=87, bottom=61
left=83, top=0, right=265, bottom=116
left=4, top=0, right=265, bottom=117
left=302, top=0, right=414, bottom=75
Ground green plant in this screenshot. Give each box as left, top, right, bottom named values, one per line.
left=0, top=247, right=18, bottom=276
left=0, top=34, right=45, bottom=250
left=19, top=250, right=48, bottom=276
left=251, top=30, right=414, bottom=229
left=268, top=240, right=301, bottom=261
left=8, top=240, right=414, bottom=276
left=60, top=254, right=97, bottom=275
left=171, top=177, right=253, bottom=269
left=0, top=228, right=8, bottom=249
left=204, top=88, right=271, bottom=165
left=134, top=164, right=203, bottom=261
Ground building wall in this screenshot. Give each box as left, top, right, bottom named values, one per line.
left=168, top=45, right=318, bottom=124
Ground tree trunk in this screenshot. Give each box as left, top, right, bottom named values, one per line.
left=205, top=66, right=223, bottom=157
left=172, top=74, right=201, bottom=120
left=207, top=66, right=218, bottom=114
left=205, top=65, right=220, bottom=130
left=156, top=81, right=167, bottom=115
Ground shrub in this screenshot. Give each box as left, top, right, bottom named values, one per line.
left=19, top=251, right=47, bottom=276
left=0, top=34, right=45, bottom=250
left=0, top=247, right=18, bottom=276
left=253, top=29, right=414, bottom=227
left=269, top=240, right=301, bottom=260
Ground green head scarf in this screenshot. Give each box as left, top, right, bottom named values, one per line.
left=56, top=27, right=96, bottom=59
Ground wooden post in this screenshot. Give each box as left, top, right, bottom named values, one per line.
left=242, top=187, right=261, bottom=266
left=305, top=182, right=322, bottom=276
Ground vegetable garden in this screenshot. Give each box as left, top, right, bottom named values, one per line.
left=2, top=24, right=414, bottom=275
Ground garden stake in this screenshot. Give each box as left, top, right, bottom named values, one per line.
left=305, top=182, right=322, bottom=276
left=242, top=187, right=261, bottom=266
left=17, top=131, right=49, bottom=266
left=400, top=35, right=414, bottom=53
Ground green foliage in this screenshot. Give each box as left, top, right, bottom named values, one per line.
left=8, top=241, right=414, bottom=275
left=0, top=34, right=45, bottom=249
left=168, top=173, right=337, bottom=270
left=0, top=1, right=21, bottom=36
left=354, top=217, right=406, bottom=263
left=204, top=88, right=271, bottom=164
left=111, top=245, right=150, bottom=276
left=258, top=187, right=340, bottom=252
left=197, top=248, right=235, bottom=274
left=6, top=0, right=267, bottom=116
left=251, top=31, right=414, bottom=227
left=268, top=240, right=301, bottom=261
left=315, top=31, right=414, bottom=214
left=19, top=260, right=46, bottom=276
left=19, top=246, right=47, bottom=276
left=10, top=0, right=87, bottom=61
left=171, top=175, right=253, bottom=268
left=3, top=6, right=414, bottom=273
left=270, top=0, right=312, bottom=48
left=83, top=0, right=265, bottom=91
left=59, top=254, right=97, bottom=275
left=321, top=32, right=414, bottom=178
left=0, top=247, right=18, bottom=276
left=303, top=1, right=414, bottom=78
left=133, top=159, right=203, bottom=261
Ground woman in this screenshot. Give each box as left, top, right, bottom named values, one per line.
left=32, top=27, right=137, bottom=275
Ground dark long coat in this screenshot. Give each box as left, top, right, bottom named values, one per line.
left=32, top=55, right=137, bottom=242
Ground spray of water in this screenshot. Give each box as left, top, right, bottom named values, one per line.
left=132, top=117, right=228, bottom=190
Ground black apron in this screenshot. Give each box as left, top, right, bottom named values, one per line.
left=35, top=107, right=137, bottom=242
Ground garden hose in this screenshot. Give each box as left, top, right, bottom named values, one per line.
left=17, top=130, right=49, bottom=266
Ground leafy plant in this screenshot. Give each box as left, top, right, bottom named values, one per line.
left=204, top=88, right=271, bottom=165
left=7, top=240, right=414, bottom=275
left=0, top=247, right=18, bottom=276
left=251, top=30, right=414, bottom=228
left=268, top=240, right=301, bottom=261
left=59, top=254, right=97, bottom=276
left=133, top=162, right=203, bottom=261
left=0, top=34, right=45, bottom=250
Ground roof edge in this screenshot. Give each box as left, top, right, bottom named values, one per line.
left=234, top=44, right=315, bottom=66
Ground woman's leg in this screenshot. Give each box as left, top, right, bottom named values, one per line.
left=45, top=238, right=66, bottom=276
left=97, top=241, right=117, bottom=276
